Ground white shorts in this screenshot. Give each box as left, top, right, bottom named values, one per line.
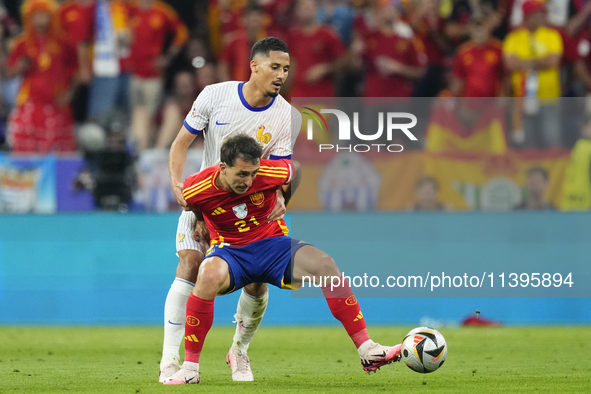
left=176, top=210, right=204, bottom=254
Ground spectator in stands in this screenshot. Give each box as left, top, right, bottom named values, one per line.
left=58, top=0, right=94, bottom=123
left=515, top=167, right=555, bottom=210
left=218, top=2, right=267, bottom=82
left=445, top=0, right=504, bottom=43
left=408, top=0, right=451, bottom=97
left=358, top=0, right=426, bottom=98
left=85, top=0, right=132, bottom=127
left=129, top=0, right=188, bottom=150
left=503, top=0, right=563, bottom=148
left=154, top=70, right=196, bottom=149
left=412, top=176, right=446, bottom=211
left=561, top=114, right=591, bottom=210
left=317, top=0, right=355, bottom=44
left=288, top=0, right=346, bottom=98
left=575, top=17, right=591, bottom=111
left=450, top=15, right=504, bottom=97
left=6, top=0, right=77, bottom=153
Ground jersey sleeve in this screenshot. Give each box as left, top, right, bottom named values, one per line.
left=182, top=170, right=215, bottom=210
left=258, top=159, right=295, bottom=189
left=184, top=86, right=212, bottom=134
left=268, top=106, right=301, bottom=158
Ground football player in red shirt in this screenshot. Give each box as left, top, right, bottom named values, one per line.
left=163, top=135, right=402, bottom=385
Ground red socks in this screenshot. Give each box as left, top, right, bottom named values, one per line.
left=184, top=294, right=215, bottom=363
left=322, top=281, right=370, bottom=348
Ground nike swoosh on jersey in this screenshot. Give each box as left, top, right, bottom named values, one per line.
left=215, top=121, right=230, bottom=125
left=168, top=320, right=183, bottom=326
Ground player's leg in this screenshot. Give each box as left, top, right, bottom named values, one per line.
left=164, top=256, right=232, bottom=385
left=292, top=244, right=401, bottom=373
left=227, top=282, right=268, bottom=381
left=159, top=211, right=204, bottom=382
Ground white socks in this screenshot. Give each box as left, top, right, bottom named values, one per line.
left=161, top=278, right=194, bottom=369
left=357, top=339, right=376, bottom=357
left=230, top=289, right=269, bottom=355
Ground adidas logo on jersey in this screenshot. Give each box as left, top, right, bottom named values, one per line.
left=211, top=207, right=226, bottom=215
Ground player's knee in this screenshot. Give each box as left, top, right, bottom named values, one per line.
left=315, top=255, right=339, bottom=277
left=244, top=282, right=268, bottom=297
left=196, top=258, right=229, bottom=293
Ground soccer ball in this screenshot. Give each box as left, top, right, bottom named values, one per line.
left=400, top=327, right=447, bottom=373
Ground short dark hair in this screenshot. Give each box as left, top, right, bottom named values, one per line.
left=220, top=134, right=263, bottom=167
left=250, top=37, right=289, bottom=60
left=527, top=167, right=548, bottom=180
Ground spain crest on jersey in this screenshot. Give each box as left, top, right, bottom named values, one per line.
left=232, top=203, right=248, bottom=219
left=249, top=191, right=265, bottom=206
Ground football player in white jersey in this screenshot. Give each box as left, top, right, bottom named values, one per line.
left=160, top=37, right=302, bottom=383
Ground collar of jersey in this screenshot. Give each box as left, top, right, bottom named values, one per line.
left=238, top=82, right=276, bottom=112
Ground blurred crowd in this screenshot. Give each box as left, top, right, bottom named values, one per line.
left=1, top=0, right=591, bottom=153
left=0, top=0, right=590, bottom=211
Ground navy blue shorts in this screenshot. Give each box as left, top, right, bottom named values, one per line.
left=205, top=236, right=311, bottom=294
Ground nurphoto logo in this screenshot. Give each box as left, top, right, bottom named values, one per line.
left=302, top=107, right=418, bottom=153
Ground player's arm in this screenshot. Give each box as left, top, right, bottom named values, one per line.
left=267, top=158, right=302, bottom=222
left=191, top=210, right=210, bottom=252
left=169, top=87, right=211, bottom=209
left=282, top=159, right=301, bottom=206
left=169, top=125, right=198, bottom=209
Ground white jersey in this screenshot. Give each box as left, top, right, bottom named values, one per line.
left=183, top=81, right=301, bottom=170
left=176, top=81, right=301, bottom=254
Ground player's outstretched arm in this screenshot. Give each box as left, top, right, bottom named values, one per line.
left=169, top=125, right=197, bottom=210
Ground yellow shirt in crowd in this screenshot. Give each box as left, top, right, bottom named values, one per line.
left=503, top=26, right=563, bottom=99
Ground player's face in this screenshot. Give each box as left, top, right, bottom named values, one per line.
left=222, top=158, right=261, bottom=194
left=252, top=51, right=290, bottom=98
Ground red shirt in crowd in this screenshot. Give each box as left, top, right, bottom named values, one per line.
left=8, top=35, right=77, bottom=105
left=288, top=25, right=345, bottom=98
left=363, top=30, right=426, bottom=97
left=129, top=0, right=188, bottom=78
left=411, top=16, right=446, bottom=66
left=58, top=0, right=95, bottom=46
left=452, top=39, right=504, bottom=97
left=219, top=33, right=257, bottom=82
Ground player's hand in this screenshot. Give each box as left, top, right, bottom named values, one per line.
left=173, top=182, right=190, bottom=210
left=192, top=219, right=210, bottom=252
left=268, top=189, right=286, bottom=222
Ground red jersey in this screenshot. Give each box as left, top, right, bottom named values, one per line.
left=219, top=33, right=257, bottom=82
left=128, top=0, right=188, bottom=78
left=363, top=30, right=426, bottom=97
left=183, top=159, right=294, bottom=247
left=59, top=1, right=95, bottom=46
left=8, top=36, right=77, bottom=106
left=452, top=39, right=504, bottom=97
left=410, top=16, right=446, bottom=66
left=288, top=25, right=345, bottom=98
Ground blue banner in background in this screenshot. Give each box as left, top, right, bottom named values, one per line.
left=0, top=153, right=56, bottom=214
left=0, top=213, right=589, bottom=325
left=56, top=157, right=95, bottom=212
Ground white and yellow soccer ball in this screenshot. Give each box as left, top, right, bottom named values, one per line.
left=401, top=327, right=447, bottom=373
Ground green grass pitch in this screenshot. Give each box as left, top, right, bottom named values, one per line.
left=1, top=326, right=590, bottom=393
